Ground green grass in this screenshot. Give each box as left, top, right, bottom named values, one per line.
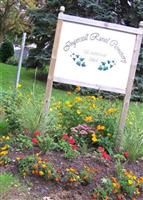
left=0, top=62, right=70, bottom=100
left=0, top=172, right=20, bottom=194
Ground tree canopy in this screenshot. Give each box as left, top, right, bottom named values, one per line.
left=0, top=0, right=42, bottom=42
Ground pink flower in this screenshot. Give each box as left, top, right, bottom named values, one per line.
left=32, top=138, right=39, bottom=144
left=62, top=133, right=69, bottom=140
left=34, top=130, right=41, bottom=137
left=123, top=151, right=129, bottom=158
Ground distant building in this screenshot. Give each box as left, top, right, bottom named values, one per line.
left=14, top=43, right=37, bottom=60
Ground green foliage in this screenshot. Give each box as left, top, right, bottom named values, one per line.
left=18, top=155, right=37, bottom=176
left=123, top=125, right=143, bottom=161
left=17, top=93, right=43, bottom=133
left=14, top=134, right=33, bottom=151
left=0, top=40, right=14, bottom=63
left=58, top=140, right=80, bottom=159
left=1, top=92, right=22, bottom=133
left=6, top=56, right=19, bottom=66
left=0, top=119, right=8, bottom=136
left=37, top=134, right=58, bottom=153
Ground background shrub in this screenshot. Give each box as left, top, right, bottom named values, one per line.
left=0, top=40, right=14, bottom=63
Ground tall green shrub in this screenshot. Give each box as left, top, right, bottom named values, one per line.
left=0, top=40, right=14, bottom=63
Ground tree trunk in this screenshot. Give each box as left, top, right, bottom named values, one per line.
left=0, top=32, right=4, bottom=43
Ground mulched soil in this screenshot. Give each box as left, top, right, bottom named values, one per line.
left=0, top=149, right=143, bottom=200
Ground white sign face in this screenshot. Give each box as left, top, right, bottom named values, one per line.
left=54, top=21, right=137, bottom=94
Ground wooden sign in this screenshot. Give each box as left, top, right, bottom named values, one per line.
left=44, top=7, right=143, bottom=149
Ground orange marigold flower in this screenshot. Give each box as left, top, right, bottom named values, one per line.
left=96, top=125, right=105, bottom=131
left=84, top=116, right=93, bottom=122
left=137, top=177, right=143, bottom=184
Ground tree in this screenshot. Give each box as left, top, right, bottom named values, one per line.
left=0, top=0, right=42, bottom=43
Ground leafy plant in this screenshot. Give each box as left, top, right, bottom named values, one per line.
left=14, top=134, right=33, bottom=151
left=58, top=140, right=80, bottom=159
left=17, top=155, right=37, bottom=176
left=37, top=134, right=58, bottom=153
left=1, top=92, right=22, bottom=133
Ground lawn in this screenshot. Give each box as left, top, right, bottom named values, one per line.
left=0, top=62, right=70, bottom=100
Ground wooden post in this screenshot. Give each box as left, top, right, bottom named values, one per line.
left=116, top=21, right=143, bottom=149
left=15, top=32, right=27, bottom=89
left=43, top=6, right=65, bottom=114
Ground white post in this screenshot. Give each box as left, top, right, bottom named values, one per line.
left=43, top=6, right=65, bottom=114
left=15, top=32, right=27, bottom=88
left=116, top=21, right=143, bottom=150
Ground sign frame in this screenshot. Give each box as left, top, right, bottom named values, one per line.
left=44, top=7, right=143, bottom=149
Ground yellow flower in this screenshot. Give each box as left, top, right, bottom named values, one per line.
left=92, top=103, right=96, bottom=108
left=42, top=164, right=47, bottom=169
left=6, top=136, right=10, bottom=140
left=112, top=182, right=120, bottom=189
left=65, top=101, right=72, bottom=108
left=76, top=110, right=81, bottom=115
left=128, top=179, right=133, bottom=185
left=16, top=157, right=21, bottom=161
left=89, top=96, right=96, bottom=100
left=135, top=188, right=140, bottom=195
left=38, top=160, right=42, bottom=164
left=91, top=133, right=97, bottom=142
left=23, top=172, right=26, bottom=176
left=66, top=167, right=77, bottom=173
left=96, top=125, right=105, bottom=131
left=132, top=175, right=137, bottom=180
left=105, top=108, right=117, bottom=114
left=75, top=96, right=82, bottom=102
left=67, top=91, right=72, bottom=95
left=47, top=170, right=51, bottom=177
left=17, top=83, right=22, bottom=89
left=84, top=116, right=93, bottom=122
left=1, top=144, right=9, bottom=151
left=0, top=150, right=8, bottom=156
left=107, top=133, right=112, bottom=137
left=39, top=171, right=44, bottom=176
left=75, top=86, right=80, bottom=92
